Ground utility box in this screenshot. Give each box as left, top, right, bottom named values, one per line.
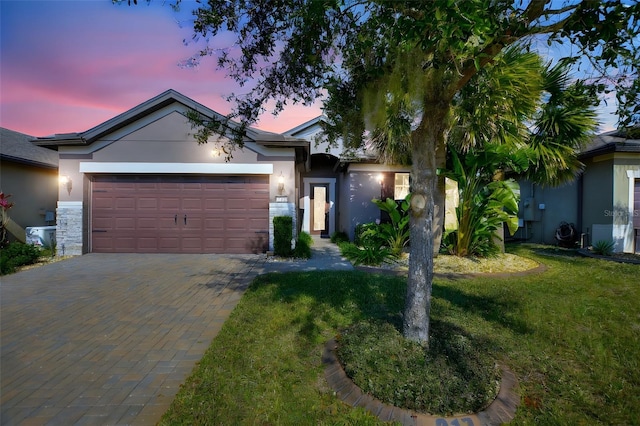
left=25, top=226, right=56, bottom=248
left=523, top=197, right=536, bottom=221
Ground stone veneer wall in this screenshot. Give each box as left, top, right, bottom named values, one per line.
left=269, top=202, right=296, bottom=251
left=56, top=201, right=83, bottom=256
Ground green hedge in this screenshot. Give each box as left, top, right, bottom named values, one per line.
left=273, top=216, right=293, bottom=256
left=293, top=231, right=313, bottom=259
left=1, top=242, right=41, bottom=275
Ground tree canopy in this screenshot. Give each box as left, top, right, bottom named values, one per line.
left=146, top=0, right=639, bottom=345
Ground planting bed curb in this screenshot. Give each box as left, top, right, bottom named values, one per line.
left=323, top=339, right=519, bottom=426
left=577, top=248, right=640, bottom=265
left=356, top=262, right=547, bottom=279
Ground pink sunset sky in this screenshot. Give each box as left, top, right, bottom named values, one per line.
left=0, top=0, right=323, bottom=137
left=0, top=1, right=619, bottom=138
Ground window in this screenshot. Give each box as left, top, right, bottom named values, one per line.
left=394, top=173, right=410, bottom=200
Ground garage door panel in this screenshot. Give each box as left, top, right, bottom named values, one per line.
left=137, top=198, right=158, bottom=209
left=137, top=237, right=159, bottom=250
left=93, top=196, right=115, bottom=209
left=204, top=218, right=224, bottom=230
left=182, top=198, right=203, bottom=210
left=115, top=218, right=136, bottom=230
left=92, top=175, right=268, bottom=253
left=159, top=198, right=180, bottom=210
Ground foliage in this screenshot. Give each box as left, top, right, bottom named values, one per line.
left=1, top=242, right=41, bottom=275
left=338, top=242, right=390, bottom=266
left=166, top=0, right=639, bottom=345
left=161, top=247, right=640, bottom=424
left=293, top=231, right=313, bottom=259
left=369, top=195, right=411, bottom=257
left=0, top=192, right=15, bottom=247
left=526, top=60, right=600, bottom=186
left=330, top=231, right=349, bottom=244
left=338, top=320, right=499, bottom=415
left=440, top=149, right=521, bottom=257
left=273, top=216, right=293, bottom=257
left=354, top=223, right=384, bottom=248
left=591, top=240, right=615, bottom=256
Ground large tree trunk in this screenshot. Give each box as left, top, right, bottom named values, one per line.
left=403, top=98, right=449, bottom=346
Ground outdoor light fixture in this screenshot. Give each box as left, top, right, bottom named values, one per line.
left=59, top=175, right=72, bottom=195
left=278, top=172, right=285, bottom=194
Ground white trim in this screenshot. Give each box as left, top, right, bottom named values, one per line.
left=302, top=178, right=336, bottom=236
left=625, top=170, right=640, bottom=253
left=57, top=201, right=83, bottom=208
left=79, top=162, right=273, bottom=175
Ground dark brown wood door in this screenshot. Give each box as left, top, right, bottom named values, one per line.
left=91, top=175, right=269, bottom=253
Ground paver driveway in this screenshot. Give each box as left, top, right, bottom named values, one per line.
left=1, top=253, right=266, bottom=425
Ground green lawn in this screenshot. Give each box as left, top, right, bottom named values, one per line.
left=160, top=245, right=640, bottom=425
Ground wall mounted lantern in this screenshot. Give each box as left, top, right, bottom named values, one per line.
left=278, top=172, right=285, bottom=194
left=59, top=175, right=72, bottom=195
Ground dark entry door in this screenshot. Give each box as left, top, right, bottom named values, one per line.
left=310, top=184, right=329, bottom=237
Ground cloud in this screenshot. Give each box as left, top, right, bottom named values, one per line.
left=0, top=0, right=296, bottom=136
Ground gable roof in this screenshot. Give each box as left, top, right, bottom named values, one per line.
left=580, top=127, right=640, bottom=159
left=0, top=127, right=58, bottom=169
left=32, top=89, right=307, bottom=149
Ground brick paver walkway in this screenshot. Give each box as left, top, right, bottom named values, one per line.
left=1, top=253, right=266, bottom=425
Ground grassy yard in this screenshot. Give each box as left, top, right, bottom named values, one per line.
left=160, top=245, right=639, bottom=425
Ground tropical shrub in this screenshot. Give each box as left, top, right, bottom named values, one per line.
left=293, top=231, right=313, bottom=259
left=1, top=242, right=41, bottom=275
left=338, top=241, right=390, bottom=266
left=591, top=240, right=615, bottom=256
left=329, top=231, right=349, bottom=244
left=273, top=216, right=293, bottom=256
left=354, top=222, right=383, bottom=247
left=0, top=192, right=15, bottom=247
left=368, top=194, right=411, bottom=257
left=440, top=148, right=522, bottom=257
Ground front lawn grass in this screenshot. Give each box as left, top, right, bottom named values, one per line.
left=160, top=245, right=640, bottom=425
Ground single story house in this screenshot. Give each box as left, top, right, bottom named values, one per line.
left=32, top=89, right=411, bottom=255
left=514, top=128, right=640, bottom=253
left=1, top=127, right=58, bottom=242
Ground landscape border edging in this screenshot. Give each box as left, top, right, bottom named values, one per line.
left=322, top=339, right=520, bottom=426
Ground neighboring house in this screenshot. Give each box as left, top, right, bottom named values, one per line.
left=1, top=127, right=58, bottom=242
left=514, top=128, right=640, bottom=253
left=32, top=89, right=413, bottom=255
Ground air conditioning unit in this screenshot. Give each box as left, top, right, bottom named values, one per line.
left=25, top=226, right=56, bottom=248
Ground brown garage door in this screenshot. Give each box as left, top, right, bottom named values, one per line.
left=91, top=175, right=269, bottom=254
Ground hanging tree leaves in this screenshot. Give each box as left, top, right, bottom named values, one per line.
left=131, top=0, right=639, bottom=345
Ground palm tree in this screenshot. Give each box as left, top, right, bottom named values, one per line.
left=526, top=61, right=599, bottom=186
left=443, top=52, right=598, bottom=257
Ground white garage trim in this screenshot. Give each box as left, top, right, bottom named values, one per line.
left=79, top=162, right=273, bottom=175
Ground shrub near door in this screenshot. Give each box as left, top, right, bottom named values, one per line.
left=273, top=216, right=293, bottom=256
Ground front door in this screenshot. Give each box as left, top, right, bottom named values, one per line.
left=310, top=184, right=329, bottom=237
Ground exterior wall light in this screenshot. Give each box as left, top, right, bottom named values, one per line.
left=278, top=172, right=285, bottom=194
left=59, top=175, right=72, bottom=195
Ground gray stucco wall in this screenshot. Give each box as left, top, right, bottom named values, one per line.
left=340, top=171, right=384, bottom=241
left=581, top=157, right=614, bottom=245
left=0, top=161, right=58, bottom=237
left=515, top=180, right=580, bottom=245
